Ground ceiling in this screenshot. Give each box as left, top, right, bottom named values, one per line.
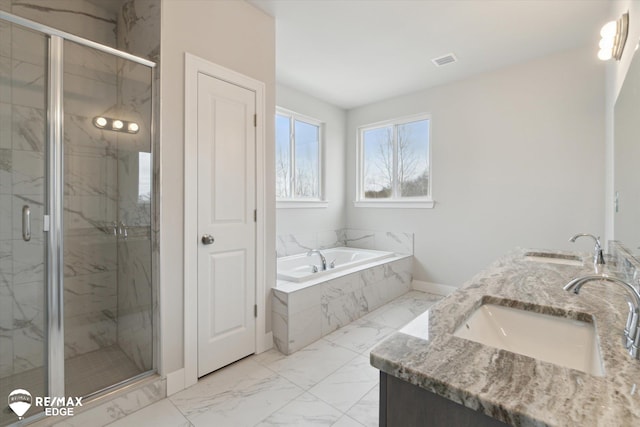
left=249, top=0, right=614, bottom=109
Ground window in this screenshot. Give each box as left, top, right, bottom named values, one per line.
left=276, top=108, right=325, bottom=207
left=138, top=152, right=152, bottom=203
left=356, top=114, right=433, bottom=208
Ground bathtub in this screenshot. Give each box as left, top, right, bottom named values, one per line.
left=273, top=247, right=413, bottom=354
left=277, top=247, right=394, bottom=282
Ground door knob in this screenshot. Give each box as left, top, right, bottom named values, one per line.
left=201, top=234, right=215, bottom=245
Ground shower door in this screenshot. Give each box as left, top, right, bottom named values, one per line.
left=62, top=39, right=154, bottom=399
left=0, top=22, right=49, bottom=425
left=1, top=11, right=155, bottom=426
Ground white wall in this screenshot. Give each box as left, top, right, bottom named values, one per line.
left=605, top=0, right=640, bottom=245
left=346, top=47, right=605, bottom=287
left=276, top=84, right=347, bottom=234
left=160, top=0, right=275, bottom=377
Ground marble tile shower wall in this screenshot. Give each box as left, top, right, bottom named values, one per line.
left=0, top=1, right=122, bottom=377
left=276, top=228, right=414, bottom=257
left=115, top=0, right=159, bottom=373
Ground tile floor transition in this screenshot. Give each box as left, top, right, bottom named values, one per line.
left=108, top=291, right=443, bottom=427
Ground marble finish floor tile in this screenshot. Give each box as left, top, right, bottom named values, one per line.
left=323, top=319, right=395, bottom=354
left=345, top=385, right=379, bottom=427
left=169, top=358, right=304, bottom=427
left=254, top=339, right=360, bottom=390
left=308, top=355, right=379, bottom=413
left=361, top=290, right=441, bottom=329
left=110, top=290, right=443, bottom=427
left=331, top=415, right=366, bottom=427
left=107, top=400, right=192, bottom=427
left=254, top=392, right=342, bottom=426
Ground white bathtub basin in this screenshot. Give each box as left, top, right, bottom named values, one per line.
left=277, top=247, right=394, bottom=282
left=453, top=304, right=604, bottom=376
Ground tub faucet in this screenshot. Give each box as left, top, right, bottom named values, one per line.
left=307, top=249, right=327, bottom=271
left=569, top=233, right=605, bottom=266
left=563, top=274, right=640, bottom=359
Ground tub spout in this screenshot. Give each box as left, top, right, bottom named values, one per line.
left=307, top=249, right=327, bottom=271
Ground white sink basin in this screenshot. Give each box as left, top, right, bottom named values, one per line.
left=523, top=252, right=583, bottom=266
left=453, top=304, right=604, bottom=376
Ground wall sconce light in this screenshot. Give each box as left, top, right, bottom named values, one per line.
left=598, top=12, right=629, bottom=61
left=93, top=116, right=140, bottom=134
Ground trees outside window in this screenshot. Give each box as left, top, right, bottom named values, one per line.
left=276, top=109, right=323, bottom=200
left=359, top=115, right=431, bottom=202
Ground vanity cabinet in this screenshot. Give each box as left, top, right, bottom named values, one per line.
left=379, top=372, right=508, bottom=427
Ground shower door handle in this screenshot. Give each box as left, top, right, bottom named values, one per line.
left=22, top=205, right=31, bottom=242
left=201, top=234, right=215, bottom=245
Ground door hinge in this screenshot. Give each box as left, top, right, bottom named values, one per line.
left=254, top=209, right=257, bottom=222
left=254, top=304, right=258, bottom=318
left=254, top=114, right=257, bottom=127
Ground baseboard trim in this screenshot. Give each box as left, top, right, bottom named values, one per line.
left=166, top=368, right=186, bottom=396
left=412, top=280, right=457, bottom=296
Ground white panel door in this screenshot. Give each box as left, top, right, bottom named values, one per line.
left=197, top=72, right=256, bottom=377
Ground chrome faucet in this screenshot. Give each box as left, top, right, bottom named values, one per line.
left=306, top=249, right=327, bottom=271
left=569, top=233, right=605, bottom=266
left=564, top=274, right=640, bottom=359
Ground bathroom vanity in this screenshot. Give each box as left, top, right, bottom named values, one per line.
left=371, top=246, right=640, bottom=426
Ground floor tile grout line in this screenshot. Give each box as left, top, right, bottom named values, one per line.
left=165, top=399, right=192, bottom=426
left=262, top=339, right=362, bottom=392
left=304, top=385, right=372, bottom=427
left=276, top=347, right=382, bottom=424
left=304, top=356, right=379, bottom=418
left=338, top=414, right=368, bottom=427
left=342, top=382, right=379, bottom=416
left=248, top=375, right=308, bottom=427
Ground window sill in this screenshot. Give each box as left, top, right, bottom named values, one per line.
left=353, top=199, right=435, bottom=209
left=277, top=200, right=329, bottom=209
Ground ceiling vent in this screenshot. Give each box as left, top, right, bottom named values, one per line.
left=431, top=53, right=457, bottom=67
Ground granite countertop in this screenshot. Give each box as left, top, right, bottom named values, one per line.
left=370, top=248, right=640, bottom=426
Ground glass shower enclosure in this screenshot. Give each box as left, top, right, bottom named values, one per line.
left=0, top=11, right=155, bottom=425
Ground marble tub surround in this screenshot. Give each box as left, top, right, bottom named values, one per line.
left=370, top=248, right=640, bottom=426
left=343, top=229, right=414, bottom=255
left=273, top=254, right=412, bottom=354
left=276, top=228, right=414, bottom=257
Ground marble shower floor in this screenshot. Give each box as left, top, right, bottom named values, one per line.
left=108, top=290, right=443, bottom=427
left=1, top=345, right=142, bottom=426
